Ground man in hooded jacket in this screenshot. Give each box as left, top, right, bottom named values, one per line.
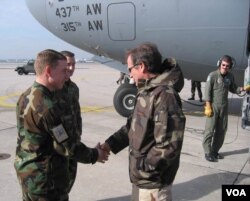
left=101, top=43, right=186, bottom=201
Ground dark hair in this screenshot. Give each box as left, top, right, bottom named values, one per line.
left=61, top=50, right=75, bottom=58
left=35, top=49, right=66, bottom=75
left=218, top=55, right=234, bottom=68
left=126, top=42, right=162, bottom=73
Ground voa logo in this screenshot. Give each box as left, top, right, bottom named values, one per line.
left=226, top=189, right=246, bottom=197
left=222, top=185, right=249, bottom=201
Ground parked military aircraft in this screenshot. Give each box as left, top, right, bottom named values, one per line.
left=26, top=0, right=250, bottom=117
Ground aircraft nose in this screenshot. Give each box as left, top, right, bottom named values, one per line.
left=26, top=0, right=48, bottom=29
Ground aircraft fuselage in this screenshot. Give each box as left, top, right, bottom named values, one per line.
left=26, top=0, right=250, bottom=85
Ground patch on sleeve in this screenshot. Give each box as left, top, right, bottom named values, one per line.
left=154, top=110, right=167, bottom=122
left=206, top=75, right=211, bottom=82
left=51, top=124, right=68, bottom=143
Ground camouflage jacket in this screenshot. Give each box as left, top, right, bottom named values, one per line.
left=14, top=82, right=98, bottom=195
left=54, top=79, right=83, bottom=192
left=106, top=69, right=186, bottom=188
left=205, top=69, right=241, bottom=106
left=55, top=79, right=82, bottom=157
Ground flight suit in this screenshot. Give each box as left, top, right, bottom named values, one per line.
left=203, top=70, right=241, bottom=155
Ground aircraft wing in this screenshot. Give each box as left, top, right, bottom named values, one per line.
left=92, top=55, right=128, bottom=74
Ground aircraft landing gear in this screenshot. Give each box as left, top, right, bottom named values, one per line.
left=113, top=83, right=137, bottom=117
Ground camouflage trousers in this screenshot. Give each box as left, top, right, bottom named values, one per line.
left=131, top=184, right=172, bottom=201
left=22, top=191, right=69, bottom=201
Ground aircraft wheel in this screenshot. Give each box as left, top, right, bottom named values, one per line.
left=113, top=83, right=137, bottom=117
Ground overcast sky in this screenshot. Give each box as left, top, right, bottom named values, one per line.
left=0, top=0, right=92, bottom=60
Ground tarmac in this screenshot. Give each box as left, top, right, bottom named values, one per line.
left=0, top=62, right=249, bottom=201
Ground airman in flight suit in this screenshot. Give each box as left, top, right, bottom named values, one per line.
left=203, top=55, right=248, bottom=162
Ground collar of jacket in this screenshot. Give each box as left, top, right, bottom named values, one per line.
left=137, top=62, right=184, bottom=91
left=137, top=76, right=168, bottom=98
left=33, top=81, right=54, bottom=98
left=217, top=68, right=230, bottom=77
left=137, top=78, right=153, bottom=91
left=65, top=79, right=72, bottom=86
left=137, top=70, right=177, bottom=89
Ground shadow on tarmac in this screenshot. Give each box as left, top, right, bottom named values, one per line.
left=97, top=147, right=249, bottom=201
left=173, top=172, right=249, bottom=201
left=98, top=196, right=130, bottom=201
left=97, top=170, right=249, bottom=201
left=221, top=148, right=249, bottom=157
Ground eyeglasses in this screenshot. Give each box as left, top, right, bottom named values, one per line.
left=128, top=63, right=139, bottom=73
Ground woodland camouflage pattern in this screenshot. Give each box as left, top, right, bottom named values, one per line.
left=14, top=82, right=97, bottom=199
left=106, top=63, right=186, bottom=189
left=55, top=79, right=82, bottom=193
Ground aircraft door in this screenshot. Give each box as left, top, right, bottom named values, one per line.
left=107, top=2, right=136, bottom=41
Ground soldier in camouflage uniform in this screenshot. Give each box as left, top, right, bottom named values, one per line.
left=188, top=80, right=203, bottom=102
left=101, top=43, right=186, bottom=201
left=203, top=55, right=245, bottom=162
left=14, top=49, right=108, bottom=201
left=57, top=51, right=82, bottom=193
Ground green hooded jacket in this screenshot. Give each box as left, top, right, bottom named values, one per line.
left=106, top=64, right=186, bottom=188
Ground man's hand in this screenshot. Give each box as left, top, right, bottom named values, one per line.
left=100, top=142, right=111, bottom=153
left=96, top=142, right=109, bottom=163
left=204, top=104, right=213, bottom=117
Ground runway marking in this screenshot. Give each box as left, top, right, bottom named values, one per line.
left=0, top=93, right=114, bottom=113
left=0, top=92, right=19, bottom=108
left=81, top=106, right=114, bottom=113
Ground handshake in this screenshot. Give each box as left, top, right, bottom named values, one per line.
left=95, top=142, right=111, bottom=163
